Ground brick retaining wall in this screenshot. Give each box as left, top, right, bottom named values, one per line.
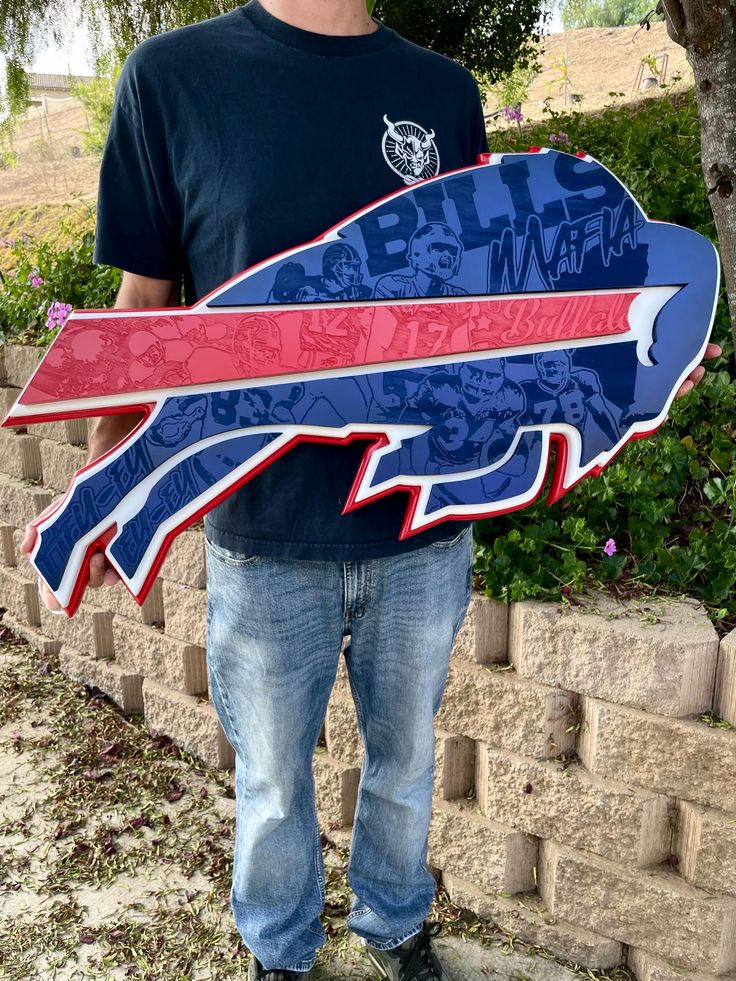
left=1, top=343, right=735, bottom=978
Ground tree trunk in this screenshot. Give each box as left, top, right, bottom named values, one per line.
left=659, top=0, right=736, bottom=347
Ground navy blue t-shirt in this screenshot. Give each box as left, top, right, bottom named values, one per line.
left=94, top=0, right=489, bottom=560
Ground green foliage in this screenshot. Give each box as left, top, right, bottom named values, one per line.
left=0, top=211, right=121, bottom=347
left=70, top=54, right=122, bottom=156
left=560, top=0, right=655, bottom=29
left=475, top=91, right=736, bottom=627
left=484, top=59, right=539, bottom=112
left=371, top=0, right=548, bottom=81
left=0, top=0, right=548, bottom=110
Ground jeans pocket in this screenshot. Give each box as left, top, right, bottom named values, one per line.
left=427, top=524, right=471, bottom=550
left=205, top=536, right=261, bottom=567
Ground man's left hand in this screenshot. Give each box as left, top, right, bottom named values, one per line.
left=675, top=343, right=723, bottom=397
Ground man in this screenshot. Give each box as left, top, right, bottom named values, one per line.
left=374, top=223, right=466, bottom=299
left=521, top=350, right=620, bottom=460
left=22, top=3, right=718, bottom=979
left=26, top=4, right=482, bottom=978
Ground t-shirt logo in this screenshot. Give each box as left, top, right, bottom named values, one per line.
left=382, top=115, right=440, bottom=185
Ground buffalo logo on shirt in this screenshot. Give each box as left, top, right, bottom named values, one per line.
left=381, top=115, right=440, bottom=185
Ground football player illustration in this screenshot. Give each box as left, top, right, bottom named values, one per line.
left=379, top=303, right=464, bottom=362
left=267, top=261, right=323, bottom=303
left=128, top=328, right=191, bottom=387
left=148, top=394, right=208, bottom=447
left=365, top=370, right=425, bottom=424
left=374, top=223, right=467, bottom=299
left=34, top=327, right=119, bottom=398
left=316, top=243, right=372, bottom=301
left=297, top=305, right=371, bottom=370
left=521, top=350, right=621, bottom=460
left=380, top=359, right=526, bottom=477
left=234, top=315, right=283, bottom=376
left=267, top=245, right=371, bottom=303
left=125, top=316, right=231, bottom=388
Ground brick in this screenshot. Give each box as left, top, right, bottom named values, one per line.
left=162, top=580, right=206, bottom=646
left=0, top=429, right=42, bottom=480
left=59, top=645, right=143, bottom=715
left=142, top=678, right=233, bottom=769
left=112, top=618, right=207, bottom=695
left=442, top=873, right=623, bottom=969
left=161, top=530, right=206, bottom=588
left=538, top=839, right=736, bottom=975
left=39, top=603, right=114, bottom=658
left=716, top=631, right=736, bottom=727
left=509, top=595, right=718, bottom=718
left=435, top=660, right=578, bottom=759
left=13, top=528, right=39, bottom=582
left=628, top=946, right=735, bottom=981
left=325, top=694, right=363, bottom=767
left=0, top=565, right=40, bottom=625
left=0, top=474, right=52, bottom=528
left=579, top=695, right=736, bottom=814
left=2, top=611, right=60, bottom=656
left=676, top=800, right=736, bottom=899
left=476, top=745, right=670, bottom=867
left=428, top=798, right=537, bottom=895
left=434, top=730, right=475, bottom=801
left=313, top=749, right=360, bottom=828
left=330, top=649, right=351, bottom=700
left=31, top=418, right=88, bottom=445
left=38, top=439, right=86, bottom=493
left=453, top=594, right=508, bottom=665
left=1, top=524, right=17, bottom=565
left=91, top=578, right=164, bottom=627
left=0, top=386, right=21, bottom=416
left=3, top=344, right=41, bottom=388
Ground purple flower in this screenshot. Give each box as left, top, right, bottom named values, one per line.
left=604, top=538, right=617, bottom=557
left=27, top=273, right=44, bottom=288
left=557, top=132, right=570, bottom=144
left=45, top=300, right=73, bottom=330
left=502, top=105, right=524, bottom=124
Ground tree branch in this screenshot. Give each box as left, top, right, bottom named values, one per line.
left=656, top=0, right=688, bottom=46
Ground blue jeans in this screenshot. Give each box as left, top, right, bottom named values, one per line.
left=205, top=526, right=473, bottom=973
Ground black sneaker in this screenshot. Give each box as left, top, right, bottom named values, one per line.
left=365, top=922, right=444, bottom=980
left=247, top=954, right=312, bottom=980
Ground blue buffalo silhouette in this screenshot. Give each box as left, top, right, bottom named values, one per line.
left=12, top=150, right=718, bottom=612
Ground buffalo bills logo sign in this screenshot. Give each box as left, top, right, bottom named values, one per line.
left=3, top=149, right=719, bottom=616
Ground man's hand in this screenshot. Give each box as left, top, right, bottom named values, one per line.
left=675, top=342, right=722, bottom=397
left=21, top=411, right=144, bottom=611
left=24, top=268, right=178, bottom=612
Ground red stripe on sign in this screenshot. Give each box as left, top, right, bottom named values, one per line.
left=19, top=290, right=637, bottom=406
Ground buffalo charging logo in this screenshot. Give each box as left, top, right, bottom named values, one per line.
left=7, top=151, right=718, bottom=615
left=382, top=115, right=440, bottom=185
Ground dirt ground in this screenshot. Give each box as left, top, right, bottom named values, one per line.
left=1, top=104, right=99, bottom=209
left=514, top=20, right=692, bottom=122
left=0, top=629, right=630, bottom=981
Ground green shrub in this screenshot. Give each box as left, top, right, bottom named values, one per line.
left=0, top=212, right=121, bottom=347
left=70, top=55, right=122, bottom=157
left=476, top=91, right=735, bottom=629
